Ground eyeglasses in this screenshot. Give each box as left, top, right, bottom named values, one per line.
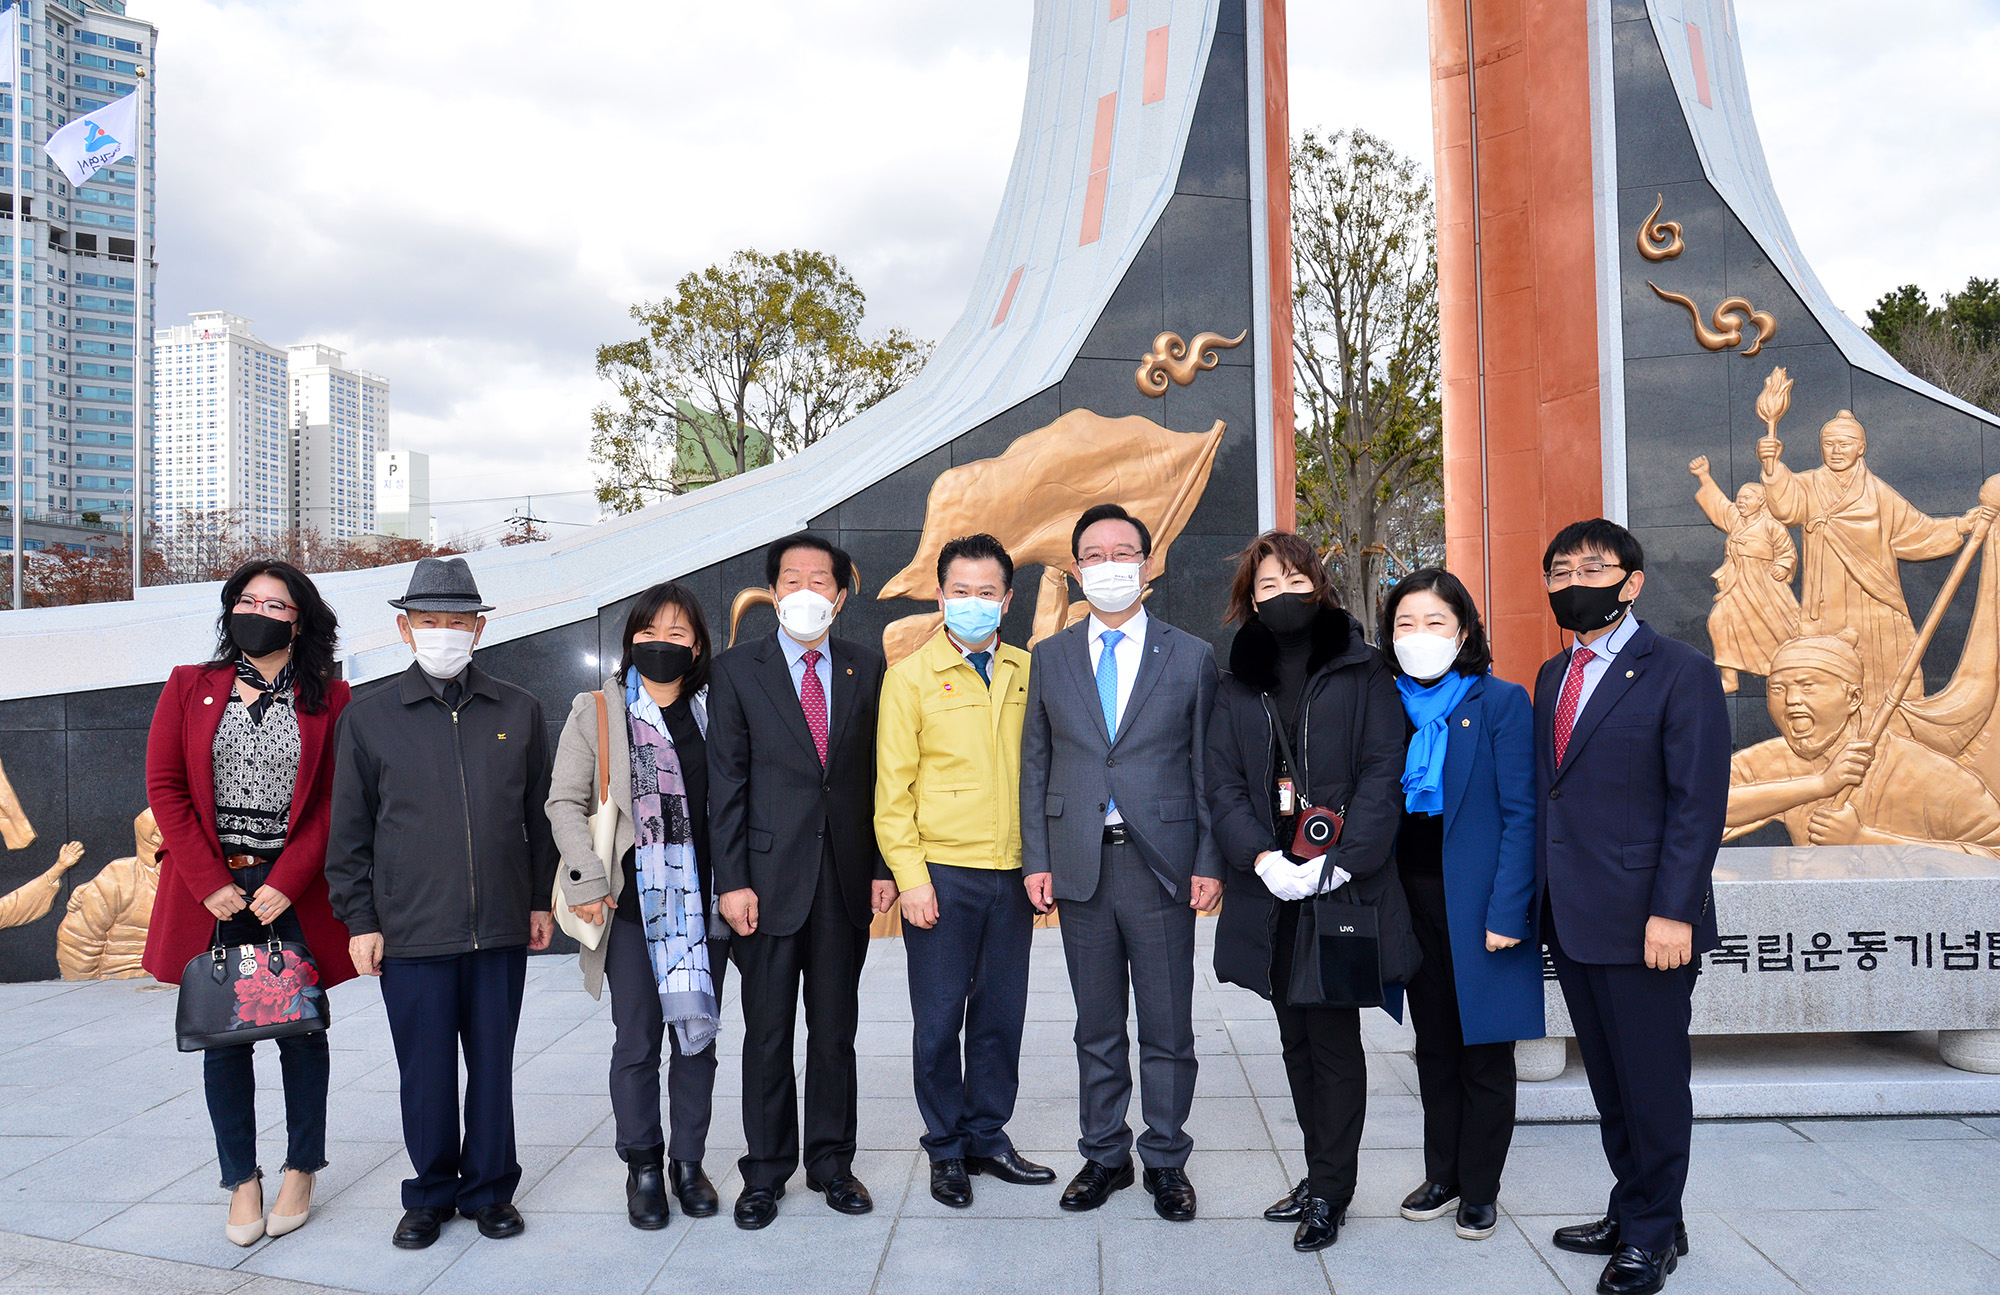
left=234, top=594, right=298, bottom=618
left=1077, top=548, right=1145, bottom=567
left=1543, top=561, right=1624, bottom=590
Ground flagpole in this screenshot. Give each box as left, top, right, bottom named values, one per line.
left=131, top=65, right=147, bottom=596
left=7, top=3, right=19, bottom=612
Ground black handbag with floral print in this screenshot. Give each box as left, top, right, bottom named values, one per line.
left=174, top=921, right=330, bottom=1052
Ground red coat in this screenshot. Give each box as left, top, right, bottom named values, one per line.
left=141, top=663, right=357, bottom=988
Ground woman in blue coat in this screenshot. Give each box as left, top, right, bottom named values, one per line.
left=1380, top=568, right=1543, bottom=1243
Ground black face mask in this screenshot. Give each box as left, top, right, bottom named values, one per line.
left=228, top=610, right=295, bottom=659
left=631, top=640, right=696, bottom=686
left=1256, top=591, right=1319, bottom=636
left=1547, top=580, right=1633, bottom=634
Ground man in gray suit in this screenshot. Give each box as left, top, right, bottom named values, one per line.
left=1020, top=502, right=1223, bottom=1222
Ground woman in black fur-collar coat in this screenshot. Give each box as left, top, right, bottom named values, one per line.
left=1203, top=532, right=1416, bottom=1253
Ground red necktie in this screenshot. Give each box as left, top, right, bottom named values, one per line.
left=800, top=648, right=829, bottom=766
left=1552, top=646, right=1595, bottom=768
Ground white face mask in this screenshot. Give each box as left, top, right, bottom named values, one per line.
left=410, top=626, right=476, bottom=680
left=1077, top=561, right=1144, bottom=615
left=776, top=588, right=837, bottom=641
left=1393, top=631, right=1463, bottom=682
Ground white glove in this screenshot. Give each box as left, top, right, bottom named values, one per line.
left=1255, top=851, right=1341, bottom=902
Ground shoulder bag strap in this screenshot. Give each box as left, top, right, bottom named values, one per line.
left=593, top=691, right=610, bottom=807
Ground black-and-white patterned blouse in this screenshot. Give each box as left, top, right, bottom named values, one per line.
left=211, top=672, right=302, bottom=858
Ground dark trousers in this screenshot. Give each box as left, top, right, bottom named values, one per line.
left=1545, top=896, right=1700, bottom=1254
left=903, top=862, right=1034, bottom=1161
left=1269, top=900, right=1366, bottom=1206
left=603, top=915, right=727, bottom=1163
left=205, top=890, right=329, bottom=1190
left=1059, top=838, right=1197, bottom=1170
left=1403, top=871, right=1516, bottom=1205
left=732, top=848, right=870, bottom=1189
left=381, top=945, right=528, bottom=1211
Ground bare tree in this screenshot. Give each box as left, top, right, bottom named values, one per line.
left=1290, top=128, right=1443, bottom=632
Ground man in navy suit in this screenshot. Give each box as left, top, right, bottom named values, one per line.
left=1533, top=520, right=1729, bottom=1295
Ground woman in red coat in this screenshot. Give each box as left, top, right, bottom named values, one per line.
left=142, top=559, right=353, bottom=1248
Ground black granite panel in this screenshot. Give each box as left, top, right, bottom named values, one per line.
left=471, top=618, right=600, bottom=727
left=1612, top=15, right=1705, bottom=191
left=1151, top=530, right=1248, bottom=658
left=1846, top=370, right=1985, bottom=519
left=63, top=727, right=149, bottom=911
left=1164, top=362, right=1259, bottom=536
left=1721, top=341, right=1852, bottom=487
left=1610, top=0, right=1651, bottom=22
left=1215, top=0, right=1246, bottom=36
left=949, top=389, right=1063, bottom=466
left=1076, top=222, right=1163, bottom=365
left=1061, top=357, right=1160, bottom=422
left=0, top=694, right=63, bottom=730
left=1627, top=523, right=1725, bottom=653
left=832, top=445, right=953, bottom=533
left=1157, top=195, right=1256, bottom=368
left=1617, top=181, right=1730, bottom=362
left=66, top=682, right=163, bottom=731
left=1175, top=35, right=1249, bottom=203
left=0, top=728, right=70, bottom=982
left=1621, top=352, right=1731, bottom=529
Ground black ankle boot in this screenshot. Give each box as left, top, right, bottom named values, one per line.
left=625, top=1149, right=671, bottom=1230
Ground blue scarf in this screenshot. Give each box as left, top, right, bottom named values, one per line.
left=1396, top=670, right=1478, bottom=814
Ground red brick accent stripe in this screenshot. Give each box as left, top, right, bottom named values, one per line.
left=992, top=265, right=1026, bottom=327
left=1143, top=26, right=1170, bottom=104
left=1686, top=21, right=1712, bottom=107
left=1080, top=92, right=1117, bottom=246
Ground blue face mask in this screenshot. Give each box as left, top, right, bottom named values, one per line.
left=942, top=595, right=1004, bottom=645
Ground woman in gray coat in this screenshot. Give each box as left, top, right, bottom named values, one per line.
left=546, top=581, right=724, bottom=1229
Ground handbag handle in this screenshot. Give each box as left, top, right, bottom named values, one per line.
left=593, top=690, right=610, bottom=806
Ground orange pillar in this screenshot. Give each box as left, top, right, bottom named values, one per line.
left=1429, top=0, right=1602, bottom=688
left=1266, top=0, right=1296, bottom=531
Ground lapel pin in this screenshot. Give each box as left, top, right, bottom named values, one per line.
left=1461, top=718, right=1470, bottom=727
left=204, top=696, right=214, bottom=705
left=1626, top=670, right=1635, bottom=678
left=497, top=733, right=508, bottom=740
left=846, top=667, right=854, bottom=675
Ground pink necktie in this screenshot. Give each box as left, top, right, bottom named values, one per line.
left=800, top=648, right=829, bottom=766
left=1552, top=646, right=1595, bottom=768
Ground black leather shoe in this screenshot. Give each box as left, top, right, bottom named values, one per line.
left=625, top=1152, right=672, bottom=1231
left=1456, top=1201, right=1498, bottom=1240
left=1264, top=1178, right=1310, bottom=1223
left=1400, top=1181, right=1461, bottom=1222
left=930, top=1159, right=973, bottom=1208
left=1597, top=1243, right=1677, bottom=1295
left=1059, top=1159, right=1134, bottom=1212
left=1141, top=1166, right=1197, bottom=1222
left=392, top=1206, right=449, bottom=1250
left=1555, top=1218, right=1690, bottom=1257
left=671, top=1159, right=718, bottom=1218
left=807, top=1174, right=874, bottom=1215
left=465, top=1202, right=524, bottom=1239
left=1293, top=1197, right=1344, bottom=1252
left=966, top=1149, right=1056, bottom=1185
left=733, top=1184, right=783, bottom=1230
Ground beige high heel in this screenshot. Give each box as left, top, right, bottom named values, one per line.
left=225, top=1177, right=266, bottom=1247
left=266, top=1170, right=314, bottom=1238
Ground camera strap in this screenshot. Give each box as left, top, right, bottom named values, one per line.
left=1260, top=693, right=1315, bottom=809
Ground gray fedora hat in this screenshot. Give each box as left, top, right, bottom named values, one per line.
left=389, top=556, right=494, bottom=613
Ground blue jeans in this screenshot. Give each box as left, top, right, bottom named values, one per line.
left=203, top=861, right=331, bottom=1190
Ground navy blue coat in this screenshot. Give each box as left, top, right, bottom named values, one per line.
left=1533, top=619, right=1731, bottom=966
left=1427, top=674, right=1546, bottom=1045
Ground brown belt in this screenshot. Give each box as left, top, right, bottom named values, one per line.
left=225, top=854, right=262, bottom=870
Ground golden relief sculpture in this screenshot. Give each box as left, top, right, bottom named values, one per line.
left=1636, top=194, right=1684, bottom=262
left=1649, top=282, right=1776, bottom=356
left=874, top=409, right=1225, bottom=665
left=56, top=809, right=161, bottom=980
left=1135, top=329, right=1246, bottom=396
left=0, top=753, right=35, bottom=851
left=1717, top=362, right=2000, bottom=851
left=0, top=841, right=85, bottom=930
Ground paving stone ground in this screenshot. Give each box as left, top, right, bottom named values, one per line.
left=2, top=925, right=1997, bottom=1293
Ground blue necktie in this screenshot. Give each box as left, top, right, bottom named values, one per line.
left=1097, top=630, right=1123, bottom=817
left=967, top=650, right=992, bottom=687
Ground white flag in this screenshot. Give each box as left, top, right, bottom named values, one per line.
left=44, top=88, right=139, bottom=186
left=0, top=7, right=15, bottom=89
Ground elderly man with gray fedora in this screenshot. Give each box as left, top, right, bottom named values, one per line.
left=325, top=557, right=558, bottom=1251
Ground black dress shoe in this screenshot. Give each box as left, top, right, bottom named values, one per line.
left=930, top=1159, right=973, bottom=1208
left=1264, top=1178, right=1310, bottom=1223
left=1456, top=1201, right=1498, bottom=1240
left=625, top=1152, right=672, bottom=1231
left=1555, top=1218, right=1691, bottom=1257
left=1141, top=1166, right=1197, bottom=1222
left=392, top=1206, right=450, bottom=1250
left=966, top=1149, right=1056, bottom=1185
left=1597, top=1243, right=1677, bottom=1295
left=1400, top=1181, right=1461, bottom=1222
left=807, top=1174, right=874, bottom=1215
left=1294, top=1196, right=1344, bottom=1252
left=465, top=1202, right=524, bottom=1239
left=733, top=1185, right=783, bottom=1230
left=671, top=1159, right=718, bottom=1218
left=1059, top=1159, right=1134, bottom=1212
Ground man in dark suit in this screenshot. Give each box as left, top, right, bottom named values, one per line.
left=708, top=532, right=895, bottom=1230
left=1020, top=503, right=1224, bottom=1222
left=1533, top=519, right=1729, bottom=1295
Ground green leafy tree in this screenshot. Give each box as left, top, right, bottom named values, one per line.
left=1867, top=277, right=2000, bottom=414
left=1290, top=128, right=1443, bottom=629
left=590, top=249, right=928, bottom=514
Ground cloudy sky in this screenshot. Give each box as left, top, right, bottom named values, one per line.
left=148, top=0, right=2000, bottom=538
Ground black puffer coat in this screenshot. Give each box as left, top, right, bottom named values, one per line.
left=1205, top=605, right=1420, bottom=1000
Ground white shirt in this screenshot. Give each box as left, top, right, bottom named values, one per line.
left=1565, top=610, right=1639, bottom=716
left=1087, top=606, right=1148, bottom=824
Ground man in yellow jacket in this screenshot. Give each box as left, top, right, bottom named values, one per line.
left=875, top=533, right=1056, bottom=1209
